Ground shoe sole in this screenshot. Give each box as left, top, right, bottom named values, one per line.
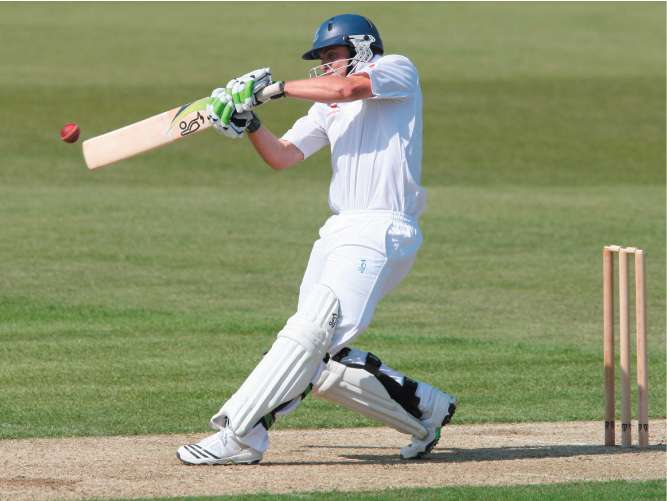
left=176, top=450, right=261, bottom=466
left=405, top=401, right=457, bottom=460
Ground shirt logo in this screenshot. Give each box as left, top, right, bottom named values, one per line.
left=328, top=313, right=338, bottom=328
left=358, top=259, right=367, bottom=274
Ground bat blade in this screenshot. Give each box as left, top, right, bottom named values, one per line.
left=82, top=97, right=211, bottom=170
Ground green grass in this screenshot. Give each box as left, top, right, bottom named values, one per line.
left=96, top=479, right=667, bottom=500
left=0, top=3, right=665, bottom=439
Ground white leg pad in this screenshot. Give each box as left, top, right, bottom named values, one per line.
left=312, top=358, right=428, bottom=439
left=211, top=284, right=339, bottom=437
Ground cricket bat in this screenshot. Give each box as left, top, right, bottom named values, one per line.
left=82, top=82, right=283, bottom=170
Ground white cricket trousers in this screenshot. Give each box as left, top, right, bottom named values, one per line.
left=299, top=210, right=423, bottom=355
left=232, top=210, right=423, bottom=452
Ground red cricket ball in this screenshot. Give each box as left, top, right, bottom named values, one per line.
left=60, top=123, right=80, bottom=143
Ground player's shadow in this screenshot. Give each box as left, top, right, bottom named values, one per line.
left=264, top=443, right=664, bottom=466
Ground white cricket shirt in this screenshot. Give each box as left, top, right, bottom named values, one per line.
left=281, top=54, right=426, bottom=218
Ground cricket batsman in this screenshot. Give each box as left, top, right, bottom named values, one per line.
left=177, top=13, right=457, bottom=465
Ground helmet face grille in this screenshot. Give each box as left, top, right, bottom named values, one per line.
left=307, top=35, right=376, bottom=79
left=303, top=13, right=383, bottom=60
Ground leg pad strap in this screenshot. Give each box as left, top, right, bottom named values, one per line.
left=313, top=349, right=427, bottom=439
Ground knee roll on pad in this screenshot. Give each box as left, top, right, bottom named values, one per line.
left=312, top=348, right=428, bottom=439
left=210, top=284, right=339, bottom=437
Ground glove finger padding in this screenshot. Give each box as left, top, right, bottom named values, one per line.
left=248, top=68, right=272, bottom=105
left=240, top=80, right=254, bottom=112
left=206, top=88, right=226, bottom=123
left=211, top=87, right=227, bottom=100
left=231, top=80, right=246, bottom=113
left=228, top=68, right=273, bottom=112
left=207, top=93, right=247, bottom=138
left=207, top=88, right=236, bottom=128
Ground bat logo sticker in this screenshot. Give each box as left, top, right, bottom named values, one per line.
left=179, top=112, right=205, bottom=136
left=168, top=97, right=211, bottom=136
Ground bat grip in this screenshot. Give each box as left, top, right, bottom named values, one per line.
left=257, top=81, right=285, bottom=101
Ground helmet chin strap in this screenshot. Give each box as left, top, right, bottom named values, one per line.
left=308, top=35, right=376, bottom=79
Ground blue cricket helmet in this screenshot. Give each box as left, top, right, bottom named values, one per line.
left=302, top=14, right=384, bottom=60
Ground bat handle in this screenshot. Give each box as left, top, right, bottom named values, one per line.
left=257, top=81, right=285, bottom=102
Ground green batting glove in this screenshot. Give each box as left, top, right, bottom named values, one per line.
left=207, top=88, right=235, bottom=127
left=206, top=88, right=240, bottom=136
left=227, top=68, right=272, bottom=113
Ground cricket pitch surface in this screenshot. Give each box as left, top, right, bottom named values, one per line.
left=2, top=420, right=665, bottom=500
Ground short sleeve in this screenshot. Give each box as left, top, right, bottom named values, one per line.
left=363, top=55, right=418, bottom=99
left=281, top=104, right=329, bottom=159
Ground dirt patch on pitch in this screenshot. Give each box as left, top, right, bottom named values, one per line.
left=2, top=420, right=665, bottom=500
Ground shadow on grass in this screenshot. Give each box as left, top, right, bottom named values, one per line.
left=263, top=443, right=665, bottom=466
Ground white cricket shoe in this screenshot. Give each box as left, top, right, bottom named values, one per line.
left=177, top=427, right=263, bottom=465
left=400, top=389, right=457, bottom=460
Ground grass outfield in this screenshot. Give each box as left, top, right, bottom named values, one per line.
left=98, top=480, right=667, bottom=500
left=0, top=2, right=665, bottom=440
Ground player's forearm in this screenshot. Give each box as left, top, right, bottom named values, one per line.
left=247, top=126, right=303, bottom=170
left=284, top=75, right=371, bottom=103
